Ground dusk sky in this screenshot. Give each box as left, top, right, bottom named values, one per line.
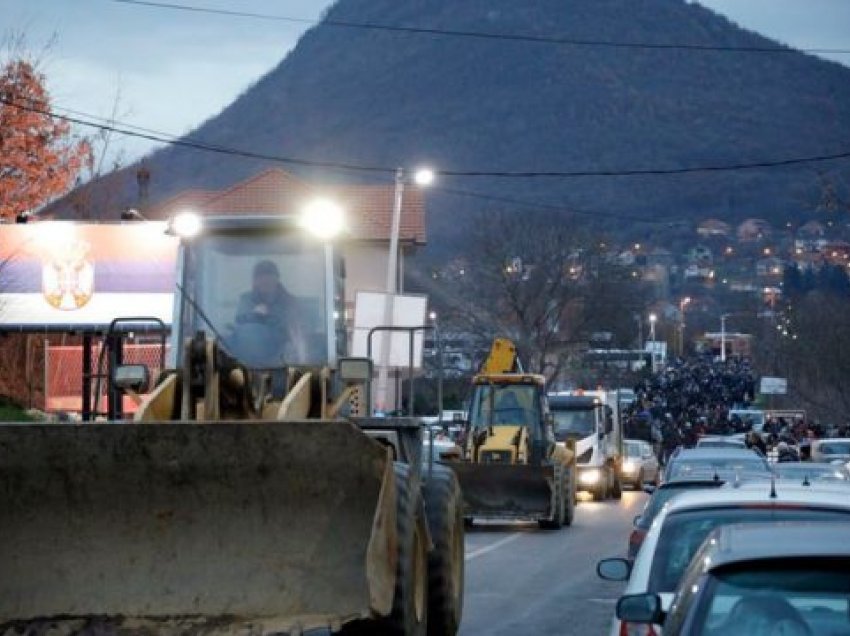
left=3, top=0, right=849, bottom=163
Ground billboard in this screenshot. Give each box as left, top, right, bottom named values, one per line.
left=351, top=291, right=428, bottom=368
left=0, top=222, right=177, bottom=330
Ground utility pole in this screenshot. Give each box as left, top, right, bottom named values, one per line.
left=720, top=313, right=731, bottom=362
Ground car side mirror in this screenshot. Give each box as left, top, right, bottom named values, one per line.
left=111, top=364, right=150, bottom=393
left=642, top=484, right=657, bottom=495
left=633, top=514, right=642, bottom=527
left=597, top=557, right=632, bottom=582
left=616, top=593, right=665, bottom=624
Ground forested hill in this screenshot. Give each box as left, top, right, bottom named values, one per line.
left=69, top=0, right=850, bottom=247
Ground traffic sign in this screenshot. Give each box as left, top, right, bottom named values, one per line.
left=760, top=377, right=787, bottom=395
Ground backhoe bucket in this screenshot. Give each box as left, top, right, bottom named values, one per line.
left=446, top=462, right=555, bottom=520
left=0, top=421, right=397, bottom=635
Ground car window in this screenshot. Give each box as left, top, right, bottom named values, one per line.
left=667, top=457, right=768, bottom=479
left=637, top=483, right=723, bottom=529
left=625, top=442, right=643, bottom=457
left=775, top=464, right=850, bottom=482
left=649, top=508, right=850, bottom=593
left=819, top=442, right=850, bottom=455
left=690, top=560, right=850, bottom=636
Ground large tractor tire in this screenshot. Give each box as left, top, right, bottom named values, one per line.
left=612, top=469, right=623, bottom=500
left=592, top=469, right=608, bottom=502
left=563, top=467, right=576, bottom=527
left=353, top=463, right=428, bottom=636
left=423, top=464, right=465, bottom=636
left=539, top=465, right=566, bottom=530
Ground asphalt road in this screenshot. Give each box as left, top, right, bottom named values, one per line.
left=459, top=489, right=647, bottom=636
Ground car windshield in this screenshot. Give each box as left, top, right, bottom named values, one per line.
left=667, top=456, right=769, bottom=480
left=819, top=442, right=850, bottom=455
left=625, top=442, right=644, bottom=458
left=552, top=408, right=597, bottom=440
left=692, top=559, right=850, bottom=636
left=649, top=508, right=850, bottom=593
left=729, top=411, right=765, bottom=431
left=469, top=384, right=540, bottom=429
left=775, top=463, right=850, bottom=482
left=180, top=231, right=329, bottom=369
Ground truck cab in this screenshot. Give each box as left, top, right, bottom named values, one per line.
left=549, top=390, right=623, bottom=501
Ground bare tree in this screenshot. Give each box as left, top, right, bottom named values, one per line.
left=431, top=209, right=648, bottom=383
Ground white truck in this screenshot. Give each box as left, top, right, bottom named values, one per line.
left=548, top=390, right=624, bottom=501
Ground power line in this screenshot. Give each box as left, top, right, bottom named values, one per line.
left=109, top=0, right=850, bottom=56
left=2, top=95, right=849, bottom=180
left=434, top=185, right=686, bottom=226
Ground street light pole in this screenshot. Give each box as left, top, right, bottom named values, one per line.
left=375, top=166, right=435, bottom=414
left=720, top=313, right=731, bottom=362
left=376, top=168, right=405, bottom=413
left=678, top=297, right=691, bottom=358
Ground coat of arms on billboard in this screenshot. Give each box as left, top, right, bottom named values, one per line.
left=42, top=239, right=95, bottom=310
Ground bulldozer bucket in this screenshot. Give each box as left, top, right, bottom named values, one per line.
left=446, top=462, right=555, bottom=520
left=0, top=421, right=397, bottom=635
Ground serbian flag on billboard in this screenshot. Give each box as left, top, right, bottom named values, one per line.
left=0, top=222, right=177, bottom=330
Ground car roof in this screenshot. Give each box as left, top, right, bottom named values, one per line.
left=664, top=481, right=850, bottom=512
left=672, top=448, right=760, bottom=459
left=698, top=522, right=850, bottom=570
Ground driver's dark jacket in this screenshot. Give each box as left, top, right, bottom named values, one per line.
left=232, top=285, right=297, bottom=366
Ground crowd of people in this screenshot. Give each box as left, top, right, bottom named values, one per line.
left=622, top=357, right=837, bottom=463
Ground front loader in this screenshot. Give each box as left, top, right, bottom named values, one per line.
left=0, top=214, right=464, bottom=636
left=444, top=339, right=575, bottom=529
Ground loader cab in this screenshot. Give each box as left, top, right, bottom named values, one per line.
left=169, top=215, right=347, bottom=373
left=466, top=374, right=552, bottom=465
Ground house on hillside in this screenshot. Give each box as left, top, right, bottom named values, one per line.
left=737, top=218, right=772, bottom=242
left=697, top=218, right=731, bottom=238
left=756, top=256, right=784, bottom=278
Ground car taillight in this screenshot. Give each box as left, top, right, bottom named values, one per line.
left=620, top=622, right=659, bottom=636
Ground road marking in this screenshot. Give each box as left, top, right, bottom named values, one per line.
left=465, top=532, right=523, bottom=561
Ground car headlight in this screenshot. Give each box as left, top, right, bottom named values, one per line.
left=580, top=469, right=601, bottom=485
left=623, top=460, right=637, bottom=473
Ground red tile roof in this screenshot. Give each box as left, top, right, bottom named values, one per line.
left=147, top=168, right=426, bottom=244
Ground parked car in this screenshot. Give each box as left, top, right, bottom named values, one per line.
left=663, top=447, right=771, bottom=483
left=622, top=439, right=660, bottom=489
left=597, top=482, right=850, bottom=636
left=811, top=438, right=850, bottom=464
left=774, top=461, right=850, bottom=483
left=695, top=435, right=746, bottom=449
left=627, top=468, right=771, bottom=561
left=619, top=522, right=850, bottom=635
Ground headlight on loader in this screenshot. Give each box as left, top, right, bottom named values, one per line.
left=580, top=469, right=601, bottom=485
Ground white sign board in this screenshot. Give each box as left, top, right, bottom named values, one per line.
left=352, top=291, right=428, bottom=368
left=760, top=377, right=788, bottom=395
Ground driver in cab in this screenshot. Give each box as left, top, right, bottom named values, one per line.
left=231, top=260, right=302, bottom=367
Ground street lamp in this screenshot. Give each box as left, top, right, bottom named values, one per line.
left=648, top=313, right=657, bottom=342
left=720, top=313, right=732, bottom=362
left=678, top=297, right=691, bottom=358
left=377, top=166, right=436, bottom=413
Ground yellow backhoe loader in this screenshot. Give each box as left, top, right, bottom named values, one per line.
left=0, top=214, right=464, bottom=636
left=444, top=339, right=576, bottom=528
